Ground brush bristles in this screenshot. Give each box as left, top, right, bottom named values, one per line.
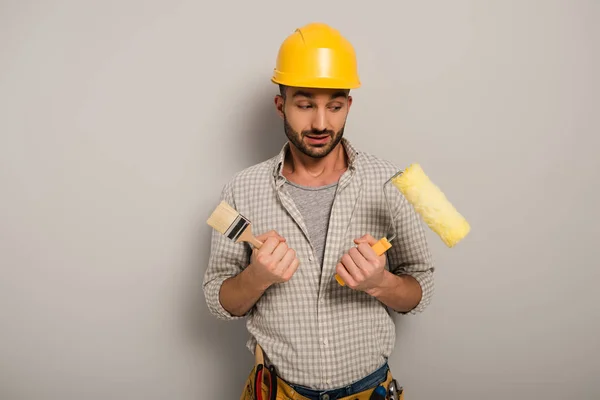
left=207, top=201, right=241, bottom=235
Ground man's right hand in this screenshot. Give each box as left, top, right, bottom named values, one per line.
left=247, top=230, right=300, bottom=290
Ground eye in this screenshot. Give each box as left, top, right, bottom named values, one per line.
left=297, top=104, right=312, bottom=110
left=329, top=105, right=342, bottom=112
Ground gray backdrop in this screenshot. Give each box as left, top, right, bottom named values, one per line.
left=1, top=1, right=598, bottom=399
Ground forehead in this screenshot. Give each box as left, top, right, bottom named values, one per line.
left=286, top=87, right=349, bottom=100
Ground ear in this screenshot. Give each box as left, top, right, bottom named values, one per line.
left=274, top=95, right=285, bottom=119
left=347, top=95, right=353, bottom=109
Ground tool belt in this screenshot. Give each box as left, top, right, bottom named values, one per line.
left=240, top=344, right=404, bottom=400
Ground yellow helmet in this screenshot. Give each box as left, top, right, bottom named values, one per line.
left=271, top=22, right=361, bottom=89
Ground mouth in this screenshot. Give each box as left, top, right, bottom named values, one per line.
left=304, top=134, right=330, bottom=145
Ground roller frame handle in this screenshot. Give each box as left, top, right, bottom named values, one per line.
left=334, top=237, right=392, bottom=286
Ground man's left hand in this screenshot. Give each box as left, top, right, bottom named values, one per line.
left=335, top=234, right=387, bottom=294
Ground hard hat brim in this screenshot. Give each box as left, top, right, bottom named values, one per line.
left=271, top=72, right=361, bottom=90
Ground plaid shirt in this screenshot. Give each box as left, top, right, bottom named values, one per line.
left=203, top=138, right=435, bottom=389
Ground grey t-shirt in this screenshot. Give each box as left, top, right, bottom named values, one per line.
left=284, top=180, right=338, bottom=266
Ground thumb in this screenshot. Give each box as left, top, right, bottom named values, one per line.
left=256, top=230, right=286, bottom=243
left=354, top=233, right=378, bottom=246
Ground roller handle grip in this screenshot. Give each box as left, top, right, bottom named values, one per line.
left=334, top=237, right=392, bottom=286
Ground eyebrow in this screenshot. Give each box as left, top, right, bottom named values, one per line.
left=292, top=90, right=348, bottom=100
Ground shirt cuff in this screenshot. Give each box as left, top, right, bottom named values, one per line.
left=203, top=276, right=247, bottom=321
left=398, top=269, right=434, bottom=315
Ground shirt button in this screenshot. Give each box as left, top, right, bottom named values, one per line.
left=308, top=255, right=313, bottom=262
left=323, top=338, right=329, bottom=346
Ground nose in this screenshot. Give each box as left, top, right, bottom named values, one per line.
left=311, top=107, right=327, bottom=132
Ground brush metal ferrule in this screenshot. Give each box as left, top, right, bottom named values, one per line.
left=225, top=214, right=250, bottom=242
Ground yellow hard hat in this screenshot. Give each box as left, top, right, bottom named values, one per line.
left=271, top=22, right=361, bottom=89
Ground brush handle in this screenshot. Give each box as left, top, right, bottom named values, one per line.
left=237, top=225, right=263, bottom=249
left=247, top=235, right=263, bottom=249
left=335, top=237, right=392, bottom=286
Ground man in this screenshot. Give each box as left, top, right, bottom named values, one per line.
left=203, top=22, right=435, bottom=400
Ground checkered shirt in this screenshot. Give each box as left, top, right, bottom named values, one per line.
left=203, top=138, right=435, bottom=389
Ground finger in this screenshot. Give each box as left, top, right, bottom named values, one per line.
left=348, top=247, right=371, bottom=272
left=336, top=263, right=356, bottom=288
left=276, top=248, right=296, bottom=273
left=258, top=236, right=280, bottom=255
left=340, top=252, right=363, bottom=282
left=270, top=241, right=289, bottom=262
left=282, top=257, right=300, bottom=281
left=356, top=242, right=379, bottom=263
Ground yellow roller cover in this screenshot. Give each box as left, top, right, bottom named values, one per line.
left=391, top=164, right=470, bottom=247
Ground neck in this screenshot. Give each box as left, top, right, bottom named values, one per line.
left=283, top=142, right=348, bottom=186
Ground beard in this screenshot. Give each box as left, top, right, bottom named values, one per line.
left=283, top=114, right=345, bottom=159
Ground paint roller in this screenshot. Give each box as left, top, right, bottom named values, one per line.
left=335, top=163, right=470, bottom=286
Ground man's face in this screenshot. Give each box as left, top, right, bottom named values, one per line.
left=275, top=87, right=352, bottom=159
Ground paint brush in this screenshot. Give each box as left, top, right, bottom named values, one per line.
left=206, top=201, right=263, bottom=248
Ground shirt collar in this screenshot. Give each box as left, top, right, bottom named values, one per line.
left=272, top=138, right=360, bottom=186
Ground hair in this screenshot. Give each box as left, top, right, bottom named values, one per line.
left=278, top=84, right=350, bottom=100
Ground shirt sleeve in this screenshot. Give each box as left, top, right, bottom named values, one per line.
left=386, top=186, right=436, bottom=315
left=202, top=179, right=252, bottom=321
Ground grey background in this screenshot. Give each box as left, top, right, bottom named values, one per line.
left=1, top=1, right=598, bottom=399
